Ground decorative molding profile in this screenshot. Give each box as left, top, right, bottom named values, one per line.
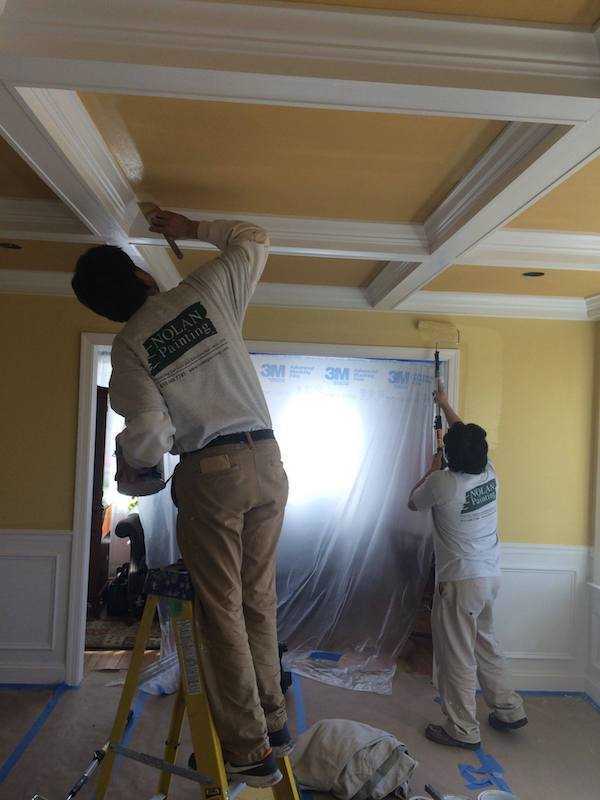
left=2, top=0, right=600, bottom=119
left=130, top=211, right=428, bottom=263
left=425, top=122, right=563, bottom=252
left=15, top=88, right=138, bottom=233
left=0, top=270, right=596, bottom=320
left=367, top=113, right=600, bottom=309
left=0, top=196, right=90, bottom=239
left=397, top=290, right=590, bottom=321
left=364, top=261, right=422, bottom=307
left=462, top=228, right=600, bottom=271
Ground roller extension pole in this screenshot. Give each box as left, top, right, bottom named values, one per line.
left=433, top=349, right=446, bottom=468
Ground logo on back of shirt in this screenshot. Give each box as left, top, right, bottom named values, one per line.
left=461, top=479, right=497, bottom=514
left=144, top=302, right=217, bottom=376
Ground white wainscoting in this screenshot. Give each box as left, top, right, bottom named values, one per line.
left=497, top=543, right=592, bottom=692
left=0, top=531, right=72, bottom=683
left=587, top=582, right=600, bottom=706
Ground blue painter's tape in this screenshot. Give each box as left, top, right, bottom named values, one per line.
left=291, top=673, right=308, bottom=735
left=0, top=682, right=70, bottom=784
left=291, top=674, right=312, bottom=800
left=308, top=651, right=342, bottom=662
left=459, top=748, right=512, bottom=794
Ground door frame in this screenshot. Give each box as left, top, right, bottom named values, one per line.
left=67, top=333, right=459, bottom=684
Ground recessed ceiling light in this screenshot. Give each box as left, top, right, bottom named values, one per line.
left=522, top=271, right=545, bottom=278
left=0, top=242, right=22, bottom=250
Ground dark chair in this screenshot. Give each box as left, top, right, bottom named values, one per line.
left=114, top=513, right=148, bottom=617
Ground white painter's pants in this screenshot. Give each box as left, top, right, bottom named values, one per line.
left=432, top=576, right=526, bottom=743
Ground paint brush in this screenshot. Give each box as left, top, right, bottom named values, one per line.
left=138, top=198, right=183, bottom=260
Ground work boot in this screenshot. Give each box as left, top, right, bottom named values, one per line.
left=225, top=749, right=283, bottom=787
left=488, top=712, right=528, bottom=732
left=269, top=722, right=294, bottom=757
left=425, top=723, right=480, bottom=750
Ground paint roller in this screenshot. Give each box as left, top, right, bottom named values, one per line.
left=416, top=321, right=460, bottom=460
left=138, top=196, right=184, bottom=260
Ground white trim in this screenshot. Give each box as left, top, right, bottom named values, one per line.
left=66, top=332, right=114, bottom=685
left=398, top=290, right=588, bottom=320
left=464, top=228, right=600, bottom=272
left=365, top=262, right=422, bottom=307
left=134, top=244, right=181, bottom=292
left=425, top=122, right=560, bottom=251
left=0, top=269, right=73, bottom=296
left=367, top=113, right=600, bottom=308
left=0, top=197, right=89, bottom=238
left=15, top=88, right=138, bottom=233
left=130, top=211, right=428, bottom=263
left=3, top=1, right=600, bottom=122
left=0, top=271, right=592, bottom=321
left=0, top=530, right=72, bottom=683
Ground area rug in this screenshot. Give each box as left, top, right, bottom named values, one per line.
left=86, top=618, right=161, bottom=650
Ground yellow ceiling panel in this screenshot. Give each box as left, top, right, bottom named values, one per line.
left=174, top=250, right=380, bottom=287
left=0, top=239, right=92, bottom=271
left=244, top=1, right=600, bottom=26
left=81, top=93, right=504, bottom=223
left=0, top=138, right=55, bottom=200
left=509, top=154, right=600, bottom=233
left=426, top=264, right=600, bottom=297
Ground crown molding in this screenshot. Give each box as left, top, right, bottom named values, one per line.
left=2, top=0, right=600, bottom=102
left=130, top=210, right=428, bottom=262
left=0, top=197, right=90, bottom=239
left=425, top=122, right=562, bottom=252
left=464, top=228, right=600, bottom=271
left=15, top=88, right=138, bottom=233
left=397, top=290, right=588, bottom=320
left=0, top=269, right=591, bottom=320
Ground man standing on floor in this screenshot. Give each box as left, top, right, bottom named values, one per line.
left=71, top=210, right=290, bottom=786
left=407, top=384, right=527, bottom=750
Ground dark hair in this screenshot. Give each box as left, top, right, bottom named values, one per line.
left=72, top=245, right=148, bottom=322
left=443, top=422, right=488, bottom=474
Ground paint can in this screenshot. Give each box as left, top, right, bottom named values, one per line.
left=477, top=791, right=519, bottom=800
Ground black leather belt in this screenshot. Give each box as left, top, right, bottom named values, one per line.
left=184, top=429, right=275, bottom=457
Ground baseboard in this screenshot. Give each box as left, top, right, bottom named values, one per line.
left=585, top=674, right=600, bottom=706
left=510, top=672, right=587, bottom=693
left=0, top=663, right=66, bottom=684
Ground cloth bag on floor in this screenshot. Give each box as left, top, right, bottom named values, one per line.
left=291, top=719, right=417, bottom=800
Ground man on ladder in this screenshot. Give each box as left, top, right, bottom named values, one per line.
left=72, top=211, right=291, bottom=787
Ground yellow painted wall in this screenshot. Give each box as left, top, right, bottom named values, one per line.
left=0, top=295, right=118, bottom=530
left=0, top=295, right=594, bottom=546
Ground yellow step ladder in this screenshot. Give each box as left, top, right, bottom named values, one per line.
left=94, top=563, right=301, bottom=800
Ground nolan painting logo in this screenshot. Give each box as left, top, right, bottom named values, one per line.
left=144, top=302, right=217, bottom=376
left=461, top=479, right=497, bottom=514
left=261, top=363, right=286, bottom=380
left=325, top=366, right=350, bottom=383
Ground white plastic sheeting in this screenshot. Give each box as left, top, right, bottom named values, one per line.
left=252, top=354, right=436, bottom=693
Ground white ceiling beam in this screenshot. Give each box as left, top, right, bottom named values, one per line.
left=0, top=197, right=94, bottom=241
left=8, top=195, right=600, bottom=275
left=1, top=268, right=591, bottom=321
left=130, top=209, right=427, bottom=263
left=2, top=1, right=600, bottom=123
left=366, top=116, right=600, bottom=308
left=461, top=228, right=600, bottom=272
left=0, top=85, right=180, bottom=289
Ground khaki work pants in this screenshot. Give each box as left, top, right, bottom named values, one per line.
left=173, top=438, right=289, bottom=763
left=432, top=576, right=526, bottom=744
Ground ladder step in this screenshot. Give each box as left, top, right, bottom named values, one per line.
left=110, top=743, right=211, bottom=784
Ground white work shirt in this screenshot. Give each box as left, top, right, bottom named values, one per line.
left=411, top=464, right=501, bottom=582
left=109, top=220, right=272, bottom=468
